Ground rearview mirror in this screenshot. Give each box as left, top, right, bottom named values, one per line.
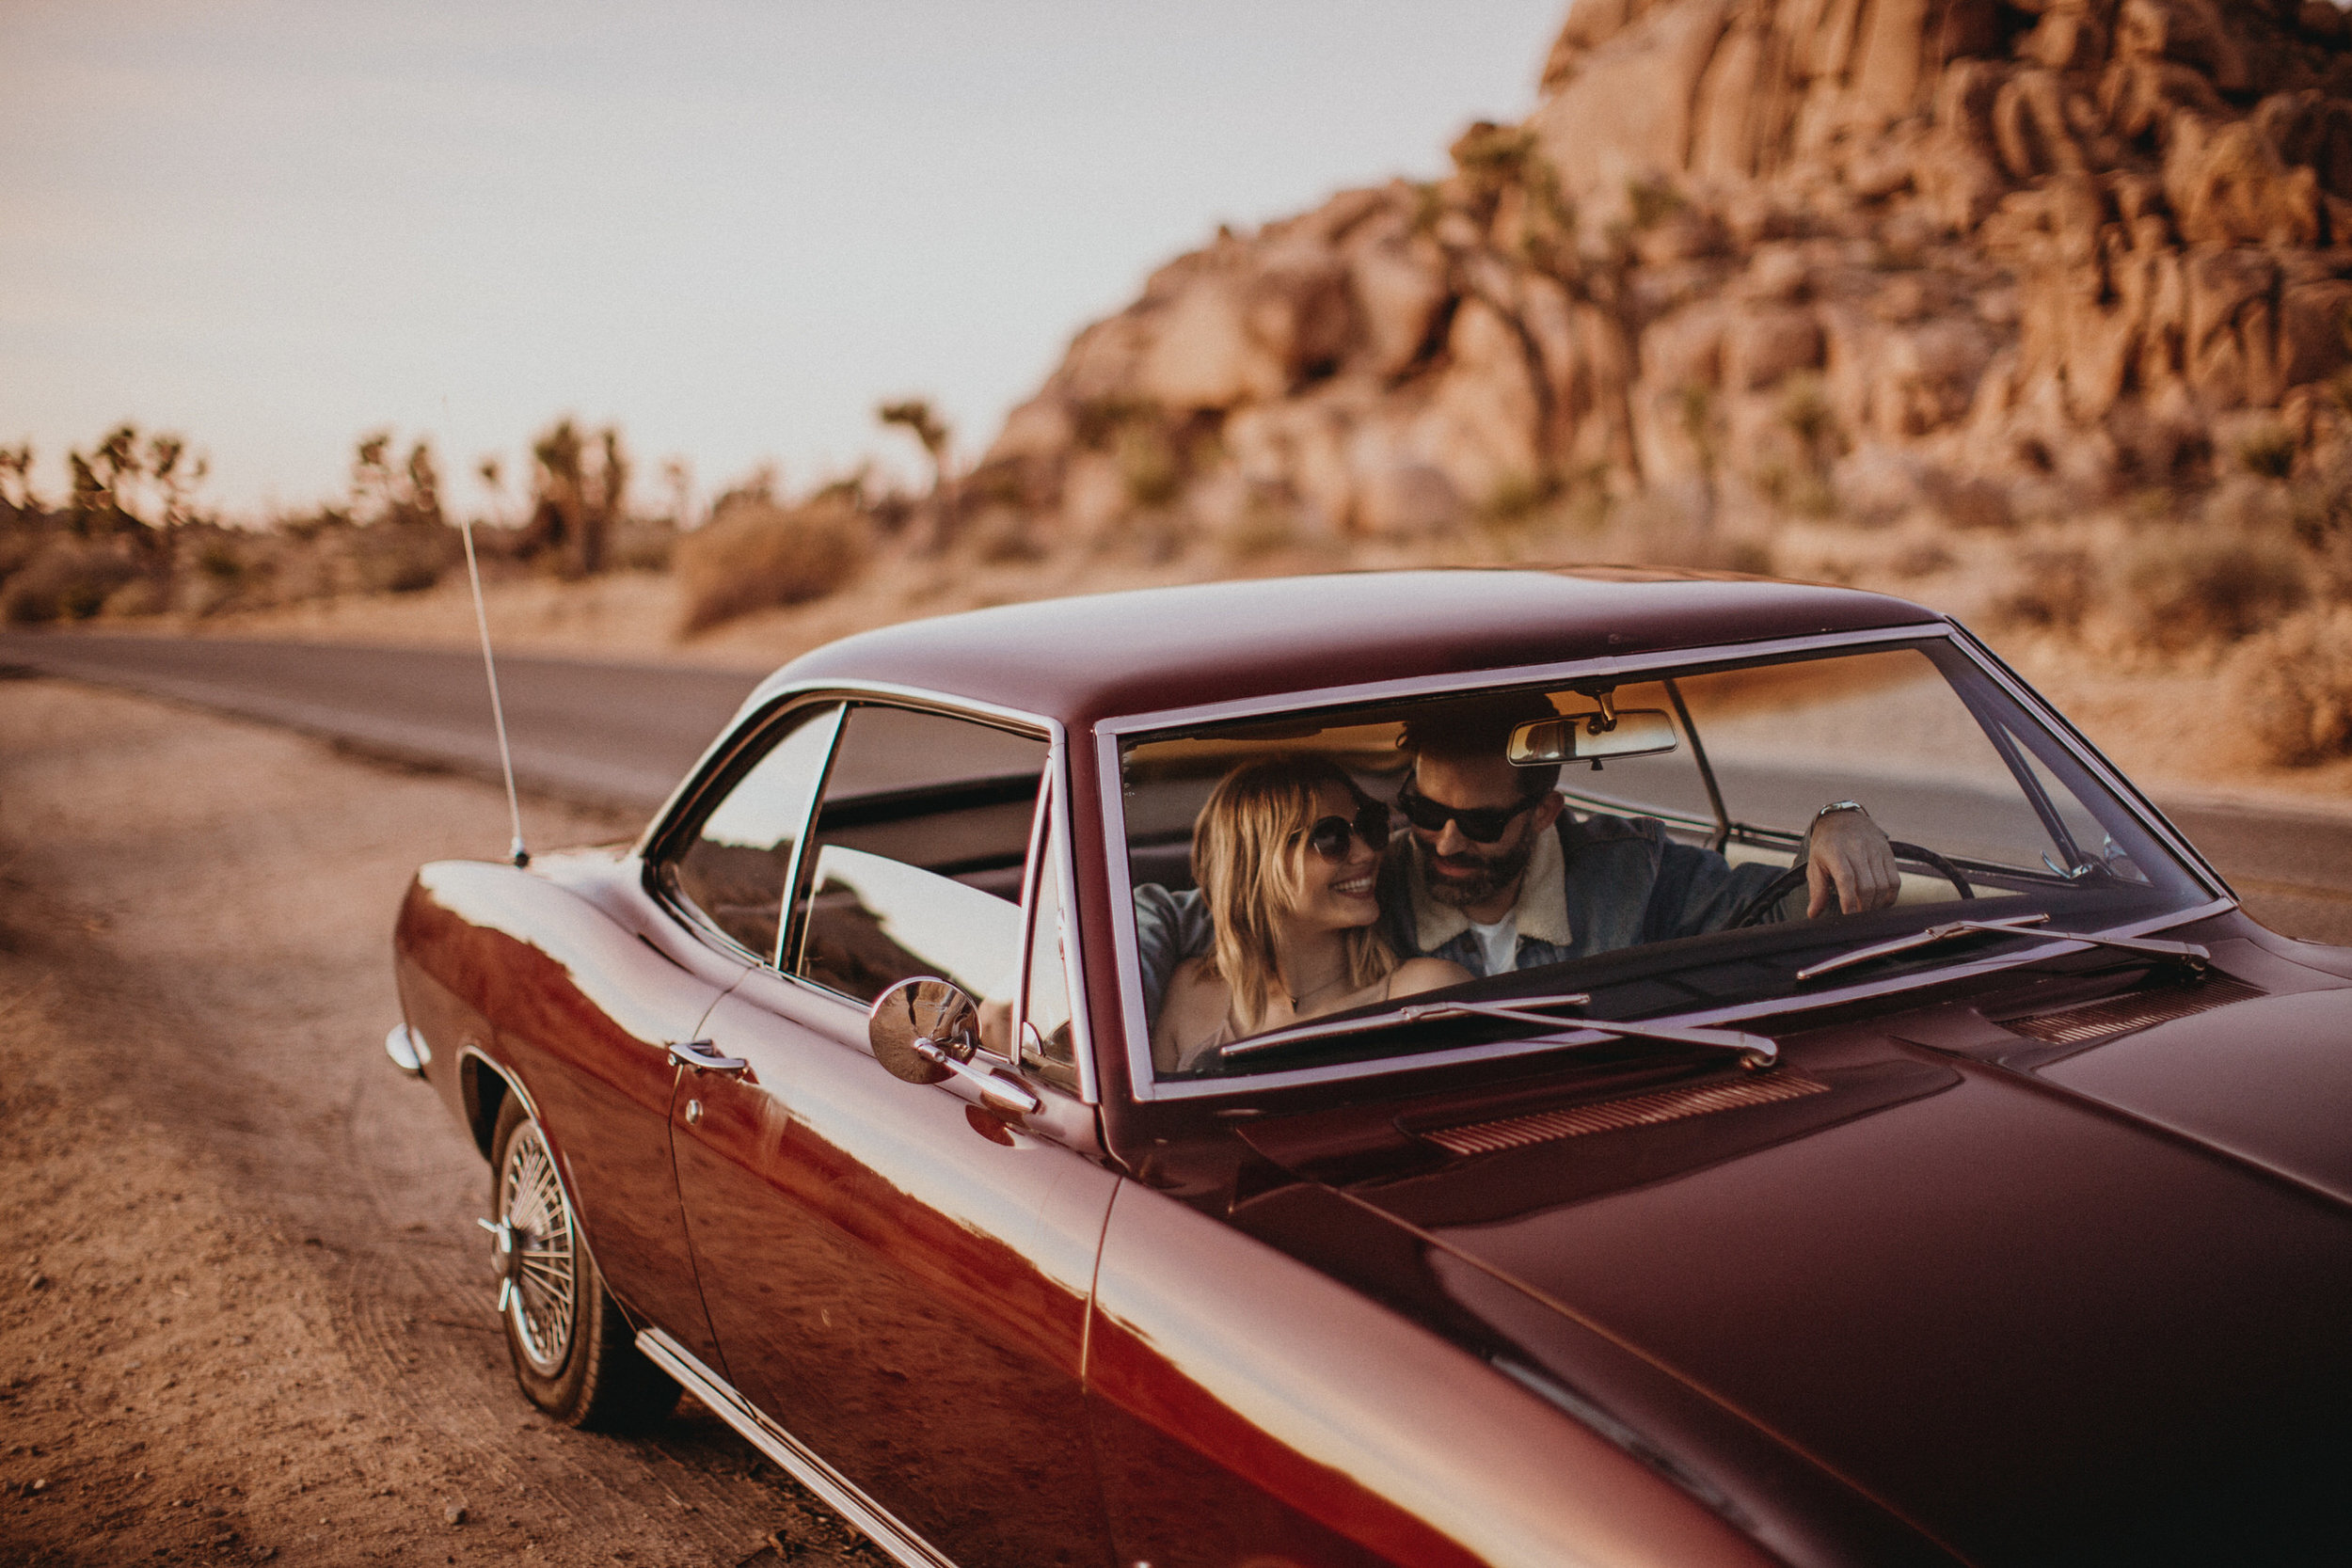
left=1510, top=708, right=1677, bottom=766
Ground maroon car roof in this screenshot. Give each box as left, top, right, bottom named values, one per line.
left=755, top=568, right=1941, bottom=727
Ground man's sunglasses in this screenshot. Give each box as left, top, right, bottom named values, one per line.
left=1394, top=782, right=1538, bottom=844
left=1295, top=802, right=1392, bottom=863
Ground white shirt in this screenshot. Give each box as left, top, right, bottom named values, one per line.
left=1466, top=912, right=1520, bottom=977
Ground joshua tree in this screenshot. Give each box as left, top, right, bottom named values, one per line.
left=878, top=399, right=952, bottom=494
left=477, top=455, right=506, bottom=528
left=879, top=398, right=957, bottom=550
left=405, top=441, right=444, bottom=528
left=143, top=435, right=207, bottom=530
left=67, top=445, right=119, bottom=535
left=95, top=425, right=141, bottom=514
left=352, top=432, right=444, bottom=528
left=353, top=431, right=396, bottom=519
left=0, top=442, right=36, bottom=515
left=524, top=419, right=628, bottom=575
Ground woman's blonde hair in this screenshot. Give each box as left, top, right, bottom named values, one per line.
left=1192, top=753, right=1398, bottom=1031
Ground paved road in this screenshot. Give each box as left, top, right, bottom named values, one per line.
left=6, top=629, right=2350, bottom=943
left=0, top=630, right=758, bottom=808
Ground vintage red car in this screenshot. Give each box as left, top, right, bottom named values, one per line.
left=388, top=569, right=2352, bottom=1568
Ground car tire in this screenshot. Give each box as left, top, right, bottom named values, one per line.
left=486, top=1092, right=680, bottom=1432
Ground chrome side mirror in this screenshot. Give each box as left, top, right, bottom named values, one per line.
left=867, top=977, right=1041, bottom=1117
left=868, top=976, right=975, bottom=1085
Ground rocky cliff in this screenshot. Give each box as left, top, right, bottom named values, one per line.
left=970, top=0, right=2352, bottom=549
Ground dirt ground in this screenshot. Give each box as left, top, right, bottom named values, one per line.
left=0, top=676, right=883, bottom=1567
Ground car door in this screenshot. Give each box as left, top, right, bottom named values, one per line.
left=532, top=697, right=842, bottom=1367
left=668, top=702, right=1120, bottom=1568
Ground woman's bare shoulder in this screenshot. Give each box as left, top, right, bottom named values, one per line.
left=1391, top=956, right=1473, bottom=997
left=1152, top=957, right=1231, bottom=1070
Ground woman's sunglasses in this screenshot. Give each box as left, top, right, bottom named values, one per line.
left=1394, top=782, right=1538, bottom=844
left=1295, top=802, right=1392, bottom=863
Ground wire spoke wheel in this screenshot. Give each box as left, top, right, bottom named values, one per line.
left=497, top=1121, right=579, bottom=1376
left=485, top=1093, right=680, bottom=1430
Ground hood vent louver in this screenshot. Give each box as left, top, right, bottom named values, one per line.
left=1420, top=1071, right=1831, bottom=1158
left=2001, top=977, right=2263, bottom=1046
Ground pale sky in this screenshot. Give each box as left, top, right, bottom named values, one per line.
left=0, top=0, right=1565, bottom=519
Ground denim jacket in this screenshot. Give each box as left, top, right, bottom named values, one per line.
left=1131, top=810, right=1788, bottom=1020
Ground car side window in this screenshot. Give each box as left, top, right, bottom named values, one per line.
left=666, top=702, right=844, bottom=962
left=1021, top=835, right=1080, bottom=1092
left=788, top=705, right=1049, bottom=1007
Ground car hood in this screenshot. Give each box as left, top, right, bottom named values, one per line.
left=1230, top=982, right=2352, bottom=1566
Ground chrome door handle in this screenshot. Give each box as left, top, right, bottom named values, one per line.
left=666, top=1038, right=748, bottom=1075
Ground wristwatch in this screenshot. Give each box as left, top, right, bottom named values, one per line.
left=1811, top=800, right=1866, bottom=829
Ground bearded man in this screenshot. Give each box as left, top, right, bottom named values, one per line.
left=1371, top=699, right=1898, bottom=981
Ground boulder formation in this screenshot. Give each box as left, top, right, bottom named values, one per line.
left=971, top=0, right=2352, bottom=545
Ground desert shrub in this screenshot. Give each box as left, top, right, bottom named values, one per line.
left=1116, top=423, right=1181, bottom=509
left=1480, top=472, right=1564, bottom=533
left=2115, top=531, right=2307, bottom=650
left=674, top=498, right=869, bottom=634
left=1992, top=546, right=2098, bottom=629
left=196, top=540, right=245, bottom=581
left=1219, top=506, right=1297, bottom=563
left=1888, top=540, right=1956, bottom=579
left=2236, top=421, right=2298, bottom=481
left=350, top=522, right=455, bottom=594
left=1929, top=476, right=2015, bottom=531
left=963, top=508, right=1046, bottom=564
left=604, top=515, right=677, bottom=572
left=2224, top=607, right=2352, bottom=765
left=1, top=540, right=142, bottom=624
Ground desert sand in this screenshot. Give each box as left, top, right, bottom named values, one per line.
left=0, top=677, right=881, bottom=1566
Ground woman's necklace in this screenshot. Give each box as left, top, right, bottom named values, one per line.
left=1285, top=969, right=1353, bottom=1012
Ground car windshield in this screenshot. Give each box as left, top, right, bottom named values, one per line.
left=1116, top=635, right=2216, bottom=1083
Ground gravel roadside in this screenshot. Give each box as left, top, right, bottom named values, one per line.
left=0, top=676, right=880, bottom=1567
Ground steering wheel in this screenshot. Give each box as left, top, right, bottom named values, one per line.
left=1727, top=840, right=1975, bottom=929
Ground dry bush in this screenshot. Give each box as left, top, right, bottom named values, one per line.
left=2235, top=420, right=2299, bottom=481
left=961, top=506, right=1047, bottom=565
left=2224, top=606, right=2352, bottom=765
left=604, top=515, right=678, bottom=572
left=2114, top=530, right=2307, bottom=651
left=1991, top=546, right=2098, bottom=629
left=1, top=540, right=145, bottom=624
left=674, top=498, right=870, bottom=634
left=348, top=521, right=456, bottom=594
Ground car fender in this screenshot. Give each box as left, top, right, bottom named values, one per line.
left=1085, top=1179, right=1778, bottom=1568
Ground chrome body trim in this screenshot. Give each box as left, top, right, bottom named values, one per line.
left=770, top=702, right=847, bottom=968
left=385, top=1022, right=428, bottom=1077
left=1093, top=619, right=2239, bottom=1101
left=459, top=1040, right=546, bottom=1132
left=1939, top=619, right=2233, bottom=900
left=631, top=679, right=1057, bottom=861
left=635, top=1327, right=959, bottom=1568
left=628, top=680, right=1097, bottom=1104
left=1128, top=898, right=2236, bottom=1101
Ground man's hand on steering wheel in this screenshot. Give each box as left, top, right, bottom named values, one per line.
left=1806, top=804, right=1901, bottom=918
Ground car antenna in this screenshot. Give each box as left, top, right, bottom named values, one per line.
left=459, top=512, right=529, bottom=868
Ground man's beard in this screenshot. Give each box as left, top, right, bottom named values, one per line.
left=1418, top=835, right=1535, bottom=909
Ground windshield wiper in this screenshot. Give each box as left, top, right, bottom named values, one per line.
left=1216, top=990, right=1777, bottom=1069
left=1794, top=913, right=2210, bottom=984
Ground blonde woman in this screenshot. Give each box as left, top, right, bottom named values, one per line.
left=1152, top=754, right=1470, bottom=1073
